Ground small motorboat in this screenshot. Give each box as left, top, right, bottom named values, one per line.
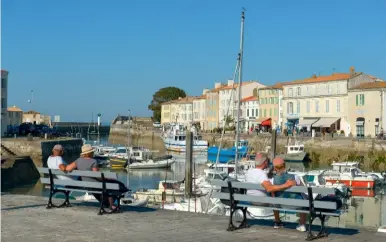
left=207, top=140, right=249, bottom=163
left=127, top=155, right=175, bottom=169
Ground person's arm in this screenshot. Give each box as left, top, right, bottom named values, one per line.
left=65, top=161, right=77, bottom=172
left=91, top=160, right=99, bottom=172
left=261, top=179, right=296, bottom=193
left=59, top=164, right=66, bottom=171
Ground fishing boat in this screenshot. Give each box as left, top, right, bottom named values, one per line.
left=127, top=155, right=175, bottom=169
left=322, top=162, right=382, bottom=189
left=207, top=140, right=249, bottom=163
left=134, top=180, right=185, bottom=204
left=277, top=141, right=307, bottom=163
left=93, top=145, right=116, bottom=160
left=162, top=124, right=208, bottom=152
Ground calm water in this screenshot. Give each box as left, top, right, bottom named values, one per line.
left=5, top=134, right=386, bottom=230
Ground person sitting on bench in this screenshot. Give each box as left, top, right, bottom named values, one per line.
left=245, top=153, right=296, bottom=229
left=63, top=144, right=129, bottom=211
left=47, top=144, right=78, bottom=181
left=271, top=157, right=307, bottom=232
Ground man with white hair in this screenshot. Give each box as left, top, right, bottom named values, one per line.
left=47, top=144, right=76, bottom=180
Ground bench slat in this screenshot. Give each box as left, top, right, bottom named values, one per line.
left=38, top=167, right=117, bottom=179
left=211, top=180, right=336, bottom=195
left=212, top=192, right=337, bottom=210
left=40, top=178, right=120, bottom=190
left=237, top=203, right=342, bottom=217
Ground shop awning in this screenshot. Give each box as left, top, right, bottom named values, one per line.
left=298, top=118, right=319, bottom=127
left=255, top=118, right=271, bottom=126
left=312, top=117, right=340, bottom=128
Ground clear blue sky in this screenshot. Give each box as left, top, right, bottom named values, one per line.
left=2, top=0, right=385, bottom=122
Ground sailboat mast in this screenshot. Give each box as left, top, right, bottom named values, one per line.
left=234, top=10, right=245, bottom=179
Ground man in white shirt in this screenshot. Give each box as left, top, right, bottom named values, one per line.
left=47, top=144, right=75, bottom=180
left=245, top=153, right=296, bottom=228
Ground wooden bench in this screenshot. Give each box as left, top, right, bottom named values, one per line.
left=38, top=167, right=127, bottom=215
left=211, top=179, right=346, bottom=241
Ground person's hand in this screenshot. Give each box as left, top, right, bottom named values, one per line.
left=285, top=179, right=296, bottom=188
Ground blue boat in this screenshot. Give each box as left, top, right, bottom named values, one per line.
left=207, top=140, right=249, bottom=163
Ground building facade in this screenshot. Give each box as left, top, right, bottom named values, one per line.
left=205, top=87, right=220, bottom=131
left=282, top=67, right=376, bottom=135
left=160, top=97, right=195, bottom=127
left=218, top=80, right=265, bottom=127
left=22, top=110, right=51, bottom=125
left=241, top=96, right=259, bottom=132
left=7, top=106, right=23, bottom=126
left=348, top=82, right=386, bottom=137
left=1, top=70, right=9, bottom=136
left=258, top=84, right=283, bottom=131
left=193, top=92, right=207, bottom=130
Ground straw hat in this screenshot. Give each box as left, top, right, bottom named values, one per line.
left=80, top=144, right=95, bottom=155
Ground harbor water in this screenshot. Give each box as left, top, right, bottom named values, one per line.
left=3, top=134, right=386, bottom=230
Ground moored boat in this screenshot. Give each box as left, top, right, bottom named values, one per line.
left=127, top=155, right=175, bottom=169
left=207, top=140, right=249, bottom=163
left=162, top=124, right=208, bottom=152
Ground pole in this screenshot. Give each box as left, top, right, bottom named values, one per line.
left=234, top=10, right=245, bottom=179
left=185, top=131, right=193, bottom=197
left=126, top=109, right=131, bottom=187
left=271, top=129, right=277, bottom=160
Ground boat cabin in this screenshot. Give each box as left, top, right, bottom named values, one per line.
left=236, top=140, right=248, bottom=148
left=286, top=143, right=305, bottom=154
left=203, top=169, right=228, bottom=180
left=331, top=162, right=359, bottom=172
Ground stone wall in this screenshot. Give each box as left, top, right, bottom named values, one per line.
left=1, top=156, right=40, bottom=191
left=1, top=138, right=83, bottom=167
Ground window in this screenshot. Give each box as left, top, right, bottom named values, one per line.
left=297, top=87, right=301, bottom=96
left=325, top=100, right=329, bottom=113
left=251, top=109, right=254, bottom=117
left=289, top=88, right=293, bottom=97
left=356, top=94, right=365, bottom=106
left=264, top=109, right=267, bottom=117
left=315, top=100, right=319, bottom=113
left=274, top=108, right=278, bottom=116
left=270, top=108, right=272, bottom=117
left=306, top=101, right=310, bottom=113
left=247, top=109, right=249, bottom=116
left=336, top=100, right=340, bottom=112
left=297, top=101, right=300, bottom=113
left=275, top=97, right=279, bottom=104
left=287, top=102, right=294, bottom=114
left=256, top=109, right=258, bottom=117
left=1, top=78, right=6, bottom=88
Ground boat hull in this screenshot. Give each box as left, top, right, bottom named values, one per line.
left=128, top=159, right=175, bottom=169
left=325, top=179, right=375, bottom=189
left=109, top=158, right=128, bottom=168
left=207, top=146, right=248, bottom=163
left=163, top=138, right=208, bottom=152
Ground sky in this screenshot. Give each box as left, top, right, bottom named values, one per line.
left=2, top=0, right=386, bottom=122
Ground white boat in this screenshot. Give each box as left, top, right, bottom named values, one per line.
left=134, top=180, right=185, bottom=203
left=127, top=155, right=175, bottom=169
left=162, top=124, right=208, bottom=152
left=108, top=146, right=152, bottom=161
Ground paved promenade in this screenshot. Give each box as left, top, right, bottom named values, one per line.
left=1, top=194, right=384, bottom=242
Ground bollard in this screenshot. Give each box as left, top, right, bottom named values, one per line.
left=44, top=133, right=48, bottom=140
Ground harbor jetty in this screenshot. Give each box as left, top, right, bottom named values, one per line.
left=1, top=194, right=384, bottom=242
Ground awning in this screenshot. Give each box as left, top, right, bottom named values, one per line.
left=298, top=118, right=319, bottom=127
left=312, top=117, right=340, bottom=128
left=255, top=117, right=271, bottom=125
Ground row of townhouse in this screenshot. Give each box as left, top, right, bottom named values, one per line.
left=282, top=67, right=385, bottom=137
left=160, top=66, right=385, bottom=137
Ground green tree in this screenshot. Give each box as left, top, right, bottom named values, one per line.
left=223, top=115, right=235, bottom=127
left=148, top=87, right=187, bottom=122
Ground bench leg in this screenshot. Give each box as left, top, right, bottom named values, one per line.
left=63, top=191, right=71, bottom=207
left=306, top=215, right=328, bottom=241
left=227, top=207, right=249, bottom=231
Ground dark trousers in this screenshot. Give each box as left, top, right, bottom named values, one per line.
left=91, top=179, right=129, bottom=207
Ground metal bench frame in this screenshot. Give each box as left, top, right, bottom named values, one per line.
left=212, top=180, right=346, bottom=241
left=39, top=168, right=125, bottom=215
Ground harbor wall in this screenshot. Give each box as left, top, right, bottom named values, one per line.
left=1, top=138, right=83, bottom=167
left=1, top=156, right=40, bottom=190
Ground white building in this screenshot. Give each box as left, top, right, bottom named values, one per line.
left=241, top=96, right=259, bottom=132
left=1, top=70, right=9, bottom=136
left=193, top=89, right=208, bottom=130
left=282, top=67, right=376, bottom=135
left=218, top=80, right=265, bottom=127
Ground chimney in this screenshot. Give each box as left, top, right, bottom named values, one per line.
left=350, top=66, right=355, bottom=76
left=203, top=89, right=209, bottom=95
left=312, top=73, right=317, bottom=78
left=227, top=80, right=234, bottom=86
left=214, top=82, right=221, bottom=89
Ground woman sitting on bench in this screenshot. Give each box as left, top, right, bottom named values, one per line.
left=61, top=144, right=129, bottom=212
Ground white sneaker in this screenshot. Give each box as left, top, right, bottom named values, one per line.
left=296, top=225, right=307, bottom=232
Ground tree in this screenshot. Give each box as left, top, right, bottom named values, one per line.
left=148, top=87, right=187, bottom=122
left=223, top=115, right=235, bottom=127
